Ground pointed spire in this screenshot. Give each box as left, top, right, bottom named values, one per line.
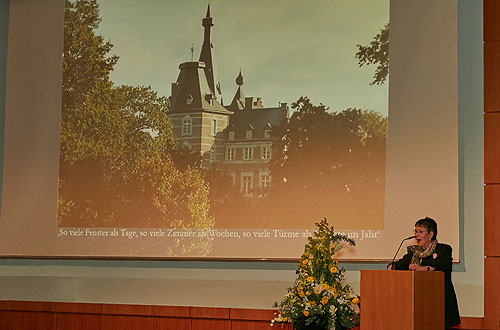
left=229, top=70, right=246, bottom=111
left=236, top=69, right=244, bottom=86
left=201, top=4, right=213, bottom=45
left=199, top=4, right=222, bottom=100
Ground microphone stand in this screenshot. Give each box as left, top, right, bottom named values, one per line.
left=389, top=236, right=415, bottom=270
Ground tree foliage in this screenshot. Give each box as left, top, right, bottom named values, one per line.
left=266, top=97, right=387, bottom=228
left=59, top=0, right=212, bottom=255
left=355, top=23, right=389, bottom=85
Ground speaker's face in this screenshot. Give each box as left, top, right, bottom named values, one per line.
left=414, top=226, right=433, bottom=249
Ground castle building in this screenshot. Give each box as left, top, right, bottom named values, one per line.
left=168, top=5, right=288, bottom=197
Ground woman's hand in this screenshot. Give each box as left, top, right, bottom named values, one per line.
left=409, top=264, right=432, bottom=271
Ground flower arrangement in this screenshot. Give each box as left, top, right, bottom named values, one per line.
left=271, top=218, right=360, bottom=330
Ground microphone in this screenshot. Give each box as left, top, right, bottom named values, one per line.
left=389, top=235, right=415, bottom=270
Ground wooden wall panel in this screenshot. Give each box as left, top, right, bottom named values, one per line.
left=485, top=0, right=500, bottom=327
left=484, top=44, right=500, bottom=112
left=0, top=300, right=9, bottom=310
left=102, top=303, right=152, bottom=316
left=153, top=317, right=191, bottom=330
left=230, top=308, right=278, bottom=330
left=56, top=313, right=102, bottom=330
left=191, top=318, right=230, bottom=330
left=190, top=306, right=229, bottom=319
left=484, top=0, right=500, bottom=41
left=9, top=300, right=53, bottom=312
left=0, top=311, right=9, bottom=330
left=230, top=308, right=275, bottom=321
left=457, top=317, right=484, bottom=329
left=102, top=315, right=153, bottom=330
left=0, top=301, right=487, bottom=329
left=152, top=305, right=190, bottom=318
left=484, top=113, right=500, bottom=182
left=484, top=257, right=500, bottom=329
left=8, top=311, right=55, bottom=330
left=231, top=320, right=275, bottom=330
left=485, top=185, right=500, bottom=256
left=54, top=302, right=102, bottom=314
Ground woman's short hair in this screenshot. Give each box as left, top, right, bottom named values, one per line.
left=415, top=217, right=438, bottom=240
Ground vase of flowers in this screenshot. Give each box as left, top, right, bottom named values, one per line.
left=271, top=218, right=360, bottom=330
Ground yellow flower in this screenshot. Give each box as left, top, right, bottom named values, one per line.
left=310, top=301, right=316, bottom=306
left=330, top=266, right=338, bottom=273
left=299, top=291, right=305, bottom=297
left=303, top=310, right=309, bottom=317
left=321, top=296, right=329, bottom=305
left=334, top=292, right=339, bottom=299
left=346, top=290, right=357, bottom=299
left=352, top=297, right=360, bottom=304
left=307, top=276, right=314, bottom=282
left=321, top=283, right=329, bottom=291
left=297, top=286, right=303, bottom=292
left=332, top=259, right=338, bottom=266
left=306, top=291, right=311, bottom=296
left=302, top=258, right=309, bottom=265
left=282, top=317, right=288, bottom=322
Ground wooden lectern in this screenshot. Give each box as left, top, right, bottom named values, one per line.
left=360, top=270, right=444, bottom=330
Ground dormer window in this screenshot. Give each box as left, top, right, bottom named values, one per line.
left=246, top=130, right=252, bottom=140
left=264, top=129, right=272, bottom=139
left=205, top=93, right=213, bottom=105
left=228, top=131, right=235, bottom=140
left=186, top=94, right=193, bottom=105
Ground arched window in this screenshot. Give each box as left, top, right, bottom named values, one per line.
left=182, top=115, right=192, bottom=136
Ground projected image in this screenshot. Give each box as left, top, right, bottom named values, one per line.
left=58, top=0, right=388, bottom=257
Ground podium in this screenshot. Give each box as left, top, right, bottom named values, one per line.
left=360, top=270, right=444, bottom=330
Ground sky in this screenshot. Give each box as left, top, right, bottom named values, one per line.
left=96, top=0, right=389, bottom=115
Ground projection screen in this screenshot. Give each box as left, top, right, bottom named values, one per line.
left=0, top=0, right=459, bottom=261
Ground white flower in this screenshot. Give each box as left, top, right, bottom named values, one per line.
left=329, top=306, right=337, bottom=330
left=314, top=284, right=323, bottom=294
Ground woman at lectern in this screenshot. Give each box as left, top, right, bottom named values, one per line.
left=388, top=217, right=460, bottom=329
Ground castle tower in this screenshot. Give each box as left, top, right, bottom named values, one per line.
left=168, top=6, right=232, bottom=168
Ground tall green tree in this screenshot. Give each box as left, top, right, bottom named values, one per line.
left=61, top=0, right=122, bottom=164
left=355, top=23, right=389, bottom=85
left=267, top=97, right=387, bottom=228
left=59, top=0, right=212, bottom=255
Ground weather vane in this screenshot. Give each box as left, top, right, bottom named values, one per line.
left=190, top=43, right=195, bottom=61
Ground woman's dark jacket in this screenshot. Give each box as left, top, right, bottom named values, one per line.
left=392, top=243, right=460, bottom=328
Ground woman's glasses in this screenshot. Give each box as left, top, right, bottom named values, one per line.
left=413, top=229, right=427, bottom=235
